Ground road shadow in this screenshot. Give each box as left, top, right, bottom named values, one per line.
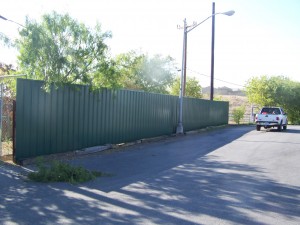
left=1, top=126, right=300, bottom=224
left=1, top=154, right=300, bottom=225
left=260, top=125, right=300, bottom=133
left=70, top=126, right=254, bottom=191
left=282, top=128, right=300, bottom=134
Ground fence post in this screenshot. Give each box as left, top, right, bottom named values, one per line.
left=13, top=100, right=16, bottom=162
left=0, top=83, right=2, bottom=156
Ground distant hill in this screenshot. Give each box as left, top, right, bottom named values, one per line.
left=202, top=86, right=245, bottom=96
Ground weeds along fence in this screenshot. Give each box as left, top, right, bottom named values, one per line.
left=15, top=79, right=229, bottom=162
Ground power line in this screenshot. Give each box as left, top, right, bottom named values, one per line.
left=186, top=68, right=246, bottom=88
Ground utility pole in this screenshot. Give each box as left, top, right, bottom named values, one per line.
left=176, top=19, right=187, bottom=134
left=210, top=2, right=216, bottom=101
left=183, top=24, right=187, bottom=97
left=176, top=8, right=234, bottom=134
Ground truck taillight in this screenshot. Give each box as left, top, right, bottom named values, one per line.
left=276, top=116, right=279, bottom=120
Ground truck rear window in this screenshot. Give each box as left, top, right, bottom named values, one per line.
left=261, top=108, right=280, bottom=115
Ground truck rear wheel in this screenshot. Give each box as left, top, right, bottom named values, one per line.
left=256, top=125, right=261, bottom=131
left=277, top=122, right=282, bottom=131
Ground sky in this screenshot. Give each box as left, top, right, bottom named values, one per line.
left=1, top=0, right=300, bottom=88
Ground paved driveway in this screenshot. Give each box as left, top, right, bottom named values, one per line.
left=1, top=125, right=300, bottom=225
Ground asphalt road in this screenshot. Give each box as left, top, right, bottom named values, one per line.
left=1, top=125, right=300, bottom=225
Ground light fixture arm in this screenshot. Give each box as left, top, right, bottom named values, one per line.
left=0, top=15, right=26, bottom=28
left=187, top=10, right=235, bottom=33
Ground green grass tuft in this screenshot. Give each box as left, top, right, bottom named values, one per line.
left=28, top=158, right=103, bottom=184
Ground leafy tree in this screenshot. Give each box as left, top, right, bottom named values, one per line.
left=232, top=106, right=246, bottom=124
left=0, top=63, right=15, bottom=74
left=115, top=51, right=176, bottom=94
left=245, top=75, right=300, bottom=123
left=170, top=76, right=203, bottom=98
left=281, top=81, right=300, bottom=124
left=0, top=63, right=18, bottom=98
left=15, top=12, right=114, bottom=89
left=114, top=51, right=144, bottom=90
left=137, top=54, right=176, bottom=94
left=0, top=32, right=15, bottom=48
left=246, top=75, right=279, bottom=106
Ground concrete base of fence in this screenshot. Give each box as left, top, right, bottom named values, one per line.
left=76, top=144, right=113, bottom=156
left=185, top=125, right=228, bottom=135
left=18, top=125, right=229, bottom=165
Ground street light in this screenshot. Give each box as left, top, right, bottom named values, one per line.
left=0, top=15, right=26, bottom=28
left=176, top=7, right=234, bottom=134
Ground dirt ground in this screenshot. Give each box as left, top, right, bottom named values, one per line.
left=0, top=141, right=13, bottom=163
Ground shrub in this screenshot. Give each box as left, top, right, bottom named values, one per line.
left=232, top=106, right=246, bottom=124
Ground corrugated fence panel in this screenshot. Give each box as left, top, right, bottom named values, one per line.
left=183, top=97, right=229, bottom=131
left=15, top=79, right=228, bottom=161
left=210, top=100, right=229, bottom=126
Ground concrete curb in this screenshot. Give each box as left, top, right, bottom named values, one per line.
left=76, top=144, right=113, bottom=155
left=17, top=125, right=230, bottom=165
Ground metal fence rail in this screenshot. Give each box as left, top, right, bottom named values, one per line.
left=15, top=79, right=228, bottom=162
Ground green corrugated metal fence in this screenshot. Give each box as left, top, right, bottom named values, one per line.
left=15, top=79, right=228, bottom=162
left=183, top=97, right=229, bottom=131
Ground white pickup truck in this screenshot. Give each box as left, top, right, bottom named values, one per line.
left=255, top=107, right=288, bottom=131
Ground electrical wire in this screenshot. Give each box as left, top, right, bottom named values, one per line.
left=186, top=68, right=246, bottom=88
